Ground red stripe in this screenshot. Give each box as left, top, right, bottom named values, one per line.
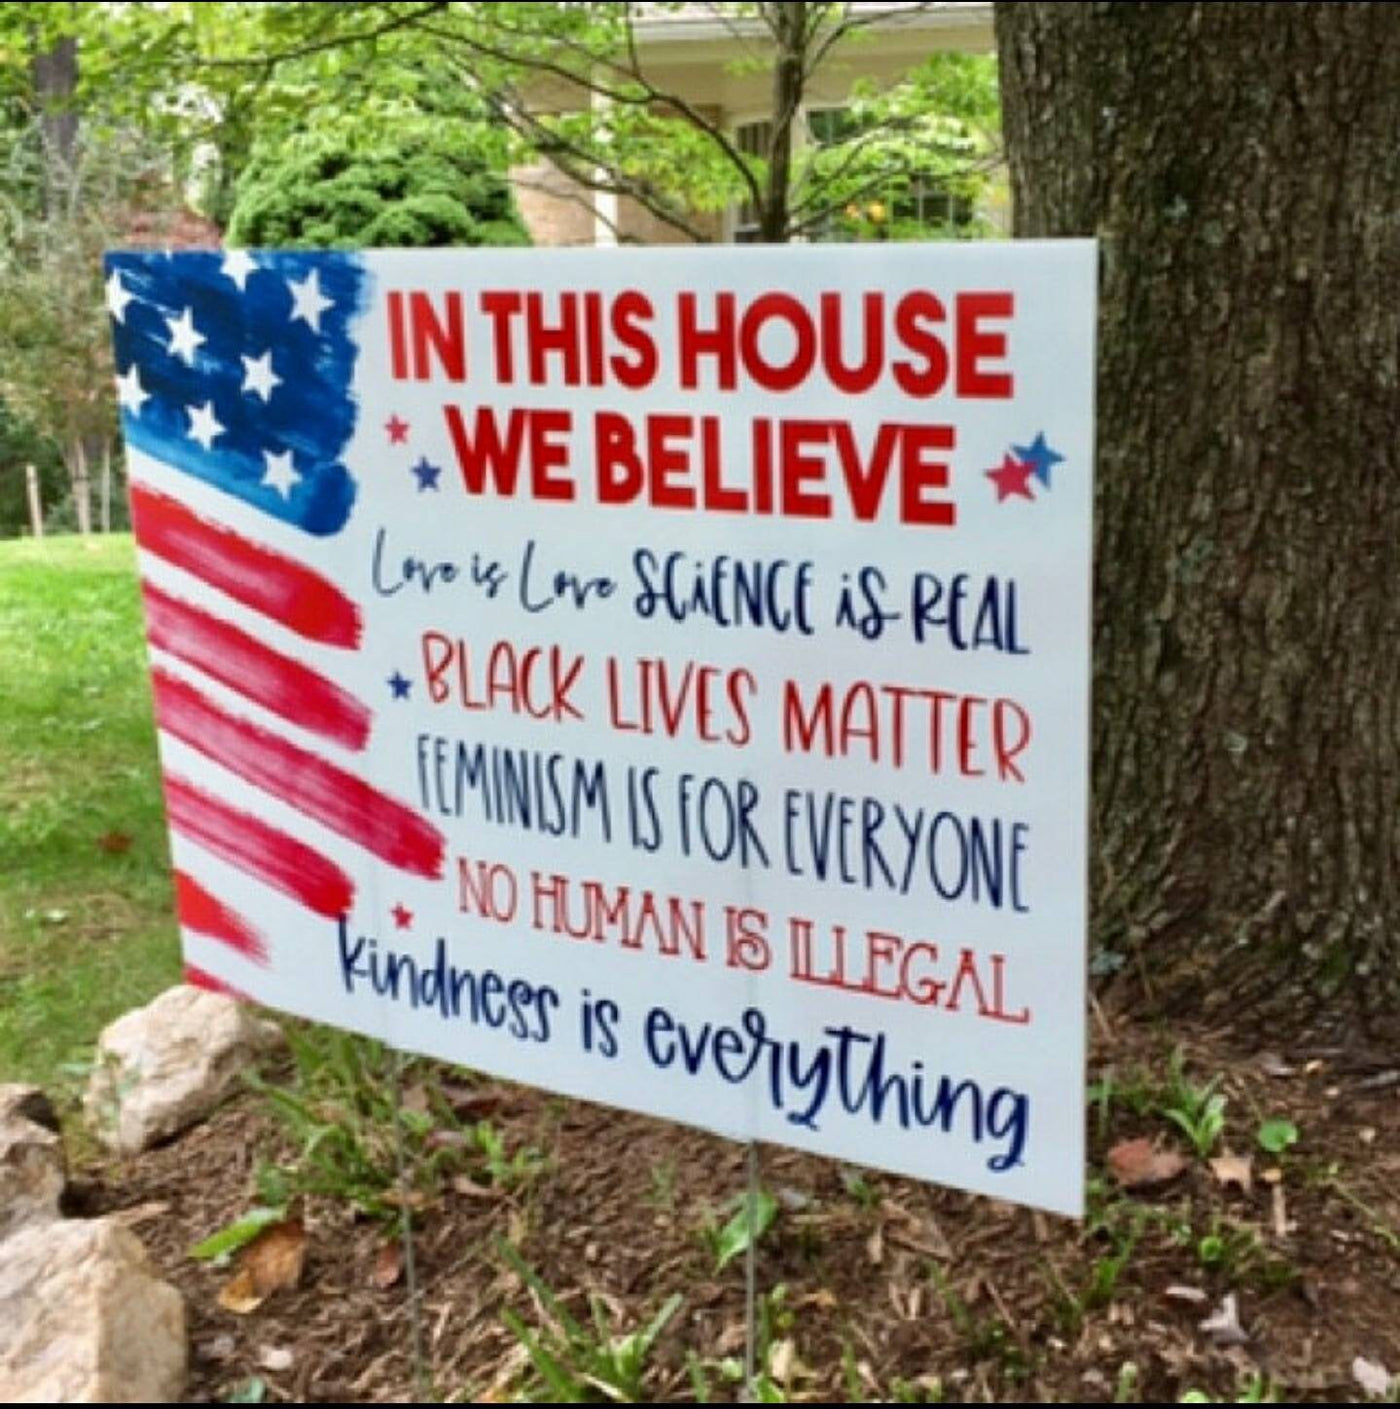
left=183, top=964, right=253, bottom=1003
left=154, top=670, right=445, bottom=879
left=143, top=582, right=371, bottom=752
left=174, top=870, right=268, bottom=963
left=130, top=483, right=362, bottom=649
left=165, top=775, right=356, bottom=918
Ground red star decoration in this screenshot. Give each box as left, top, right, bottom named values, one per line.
left=986, top=453, right=1037, bottom=503
left=391, top=903, right=413, bottom=930
left=385, top=414, right=410, bottom=444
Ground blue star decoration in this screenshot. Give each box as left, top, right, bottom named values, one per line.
left=388, top=671, right=412, bottom=700
left=1011, top=432, right=1065, bottom=488
left=411, top=456, right=442, bottom=491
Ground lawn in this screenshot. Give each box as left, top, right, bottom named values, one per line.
left=0, top=533, right=180, bottom=1091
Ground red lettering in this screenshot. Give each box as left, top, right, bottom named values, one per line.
left=595, top=412, right=643, bottom=504
left=479, top=291, right=522, bottom=383
left=821, top=291, right=884, bottom=394
left=526, top=292, right=581, bottom=386
left=611, top=291, right=658, bottom=389
left=892, top=291, right=949, bottom=397
left=445, top=405, right=525, bottom=497
left=410, top=291, right=466, bottom=382
left=387, top=290, right=408, bottom=380
left=678, top=291, right=735, bottom=390
left=956, top=291, right=1014, bottom=398
left=649, top=415, right=696, bottom=510
left=779, top=420, right=832, bottom=519
left=740, top=293, right=816, bottom=392
left=900, top=423, right=956, bottom=527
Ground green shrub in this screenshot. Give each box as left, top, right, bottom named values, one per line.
left=227, top=130, right=530, bottom=250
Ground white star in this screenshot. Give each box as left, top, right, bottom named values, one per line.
left=164, top=307, right=205, bottom=366
left=261, top=449, right=301, bottom=499
left=106, top=271, right=134, bottom=323
left=186, top=400, right=224, bottom=452
left=222, top=249, right=258, bottom=291
left=287, top=269, right=333, bottom=332
left=241, top=350, right=281, bottom=401
left=114, top=364, right=148, bottom=415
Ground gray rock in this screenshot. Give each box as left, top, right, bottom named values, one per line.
left=0, top=1084, right=65, bottom=1237
left=85, top=984, right=281, bottom=1154
left=0, top=1216, right=186, bottom=1402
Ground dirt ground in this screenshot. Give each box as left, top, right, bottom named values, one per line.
left=78, top=1012, right=1400, bottom=1404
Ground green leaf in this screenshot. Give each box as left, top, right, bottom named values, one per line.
left=224, top=1378, right=268, bottom=1404
left=714, top=1189, right=779, bottom=1272
left=1257, top=1118, right=1299, bottom=1155
left=188, top=1206, right=285, bottom=1262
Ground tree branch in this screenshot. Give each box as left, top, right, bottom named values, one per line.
left=414, top=6, right=767, bottom=214
left=474, top=85, right=711, bottom=243
left=193, top=1, right=451, bottom=71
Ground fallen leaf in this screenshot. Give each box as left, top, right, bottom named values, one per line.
left=795, top=1288, right=839, bottom=1311
left=1258, top=1052, right=1295, bottom=1078
left=1199, top=1293, right=1247, bottom=1346
left=1164, top=1285, right=1208, bottom=1305
left=379, top=1187, right=429, bottom=1211
left=401, top=1083, right=430, bottom=1114
left=1108, top=1137, right=1188, bottom=1189
left=1209, top=1153, right=1254, bottom=1194
left=217, top=1267, right=265, bottom=1316
left=98, top=830, right=133, bottom=854
left=769, top=1337, right=800, bottom=1384
left=424, top=1129, right=470, bottom=1152
left=715, top=1320, right=747, bottom=1356
left=111, top=1200, right=170, bottom=1229
left=1261, top=1166, right=1283, bottom=1185
left=372, top=1240, right=403, bottom=1290
left=240, top=1218, right=306, bottom=1298
left=1359, top=1126, right=1377, bottom=1146
left=1272, top=1184, right=1294, bottom=1238
left=257, top=1346, right=294, bottom=1373
left=440, top=1082, right=508, bottom=1118
left=507, top=1208, right=529, bottom=1246
left=1353, top=1357, right=1394, bottom=1399
left=865, top=1224, right=884, bottom=1266
left=452, top=1175, right=501, bottom=1199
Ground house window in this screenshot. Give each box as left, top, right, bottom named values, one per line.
left=805, top=103, right=976, bottom=242
left=731, top=118, right=772, bottom=243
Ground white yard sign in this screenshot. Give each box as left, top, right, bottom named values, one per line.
left=107, top=240, right=1096, bottom=1216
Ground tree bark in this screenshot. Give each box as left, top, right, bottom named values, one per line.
left=995, top=2, right=1400, bottom=1024
left=25, top=464, right=44, bottom=539
left=100, top=437, right=112, bottom=534
left=31, top=29, right=79, bottom=217
left=70, top=436, right=91, bottom=536
left=760, top=1, right=807, bottom=242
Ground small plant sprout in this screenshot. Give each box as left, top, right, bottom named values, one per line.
left=1162, top=1051, right=1228, bottom=1158
left=708, top=1187, right=779, bottom=1273
left=497, top=1240, right=681, bottom=1403
left=1256, top=1118, right=1299, bottom=1155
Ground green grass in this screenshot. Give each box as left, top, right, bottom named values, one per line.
left=0, top=534, right=180, bottom=1092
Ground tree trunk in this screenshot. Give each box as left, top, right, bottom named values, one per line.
left=25, top=464, right=44, bottom=539
left=995, top=2, right=1400, bottom=1025
left=70, top=436, right=91, bottom=536
left=100, top=437, right=112, bottom=534
left=31, top=28, right=79, bottom=218
left=760, top=1, right=807, bottom=242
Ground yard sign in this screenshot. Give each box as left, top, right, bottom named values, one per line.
left=106, top=241, right=1095, bottom=1217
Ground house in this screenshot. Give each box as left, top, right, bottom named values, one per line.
left=511, top=1, right=998, bottom=248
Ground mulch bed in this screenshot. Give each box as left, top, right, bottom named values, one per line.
left=76, top=1014, right=1400, bottom=1403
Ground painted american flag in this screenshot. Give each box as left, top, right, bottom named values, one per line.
left=106, top=249, right=445, bottom=1001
